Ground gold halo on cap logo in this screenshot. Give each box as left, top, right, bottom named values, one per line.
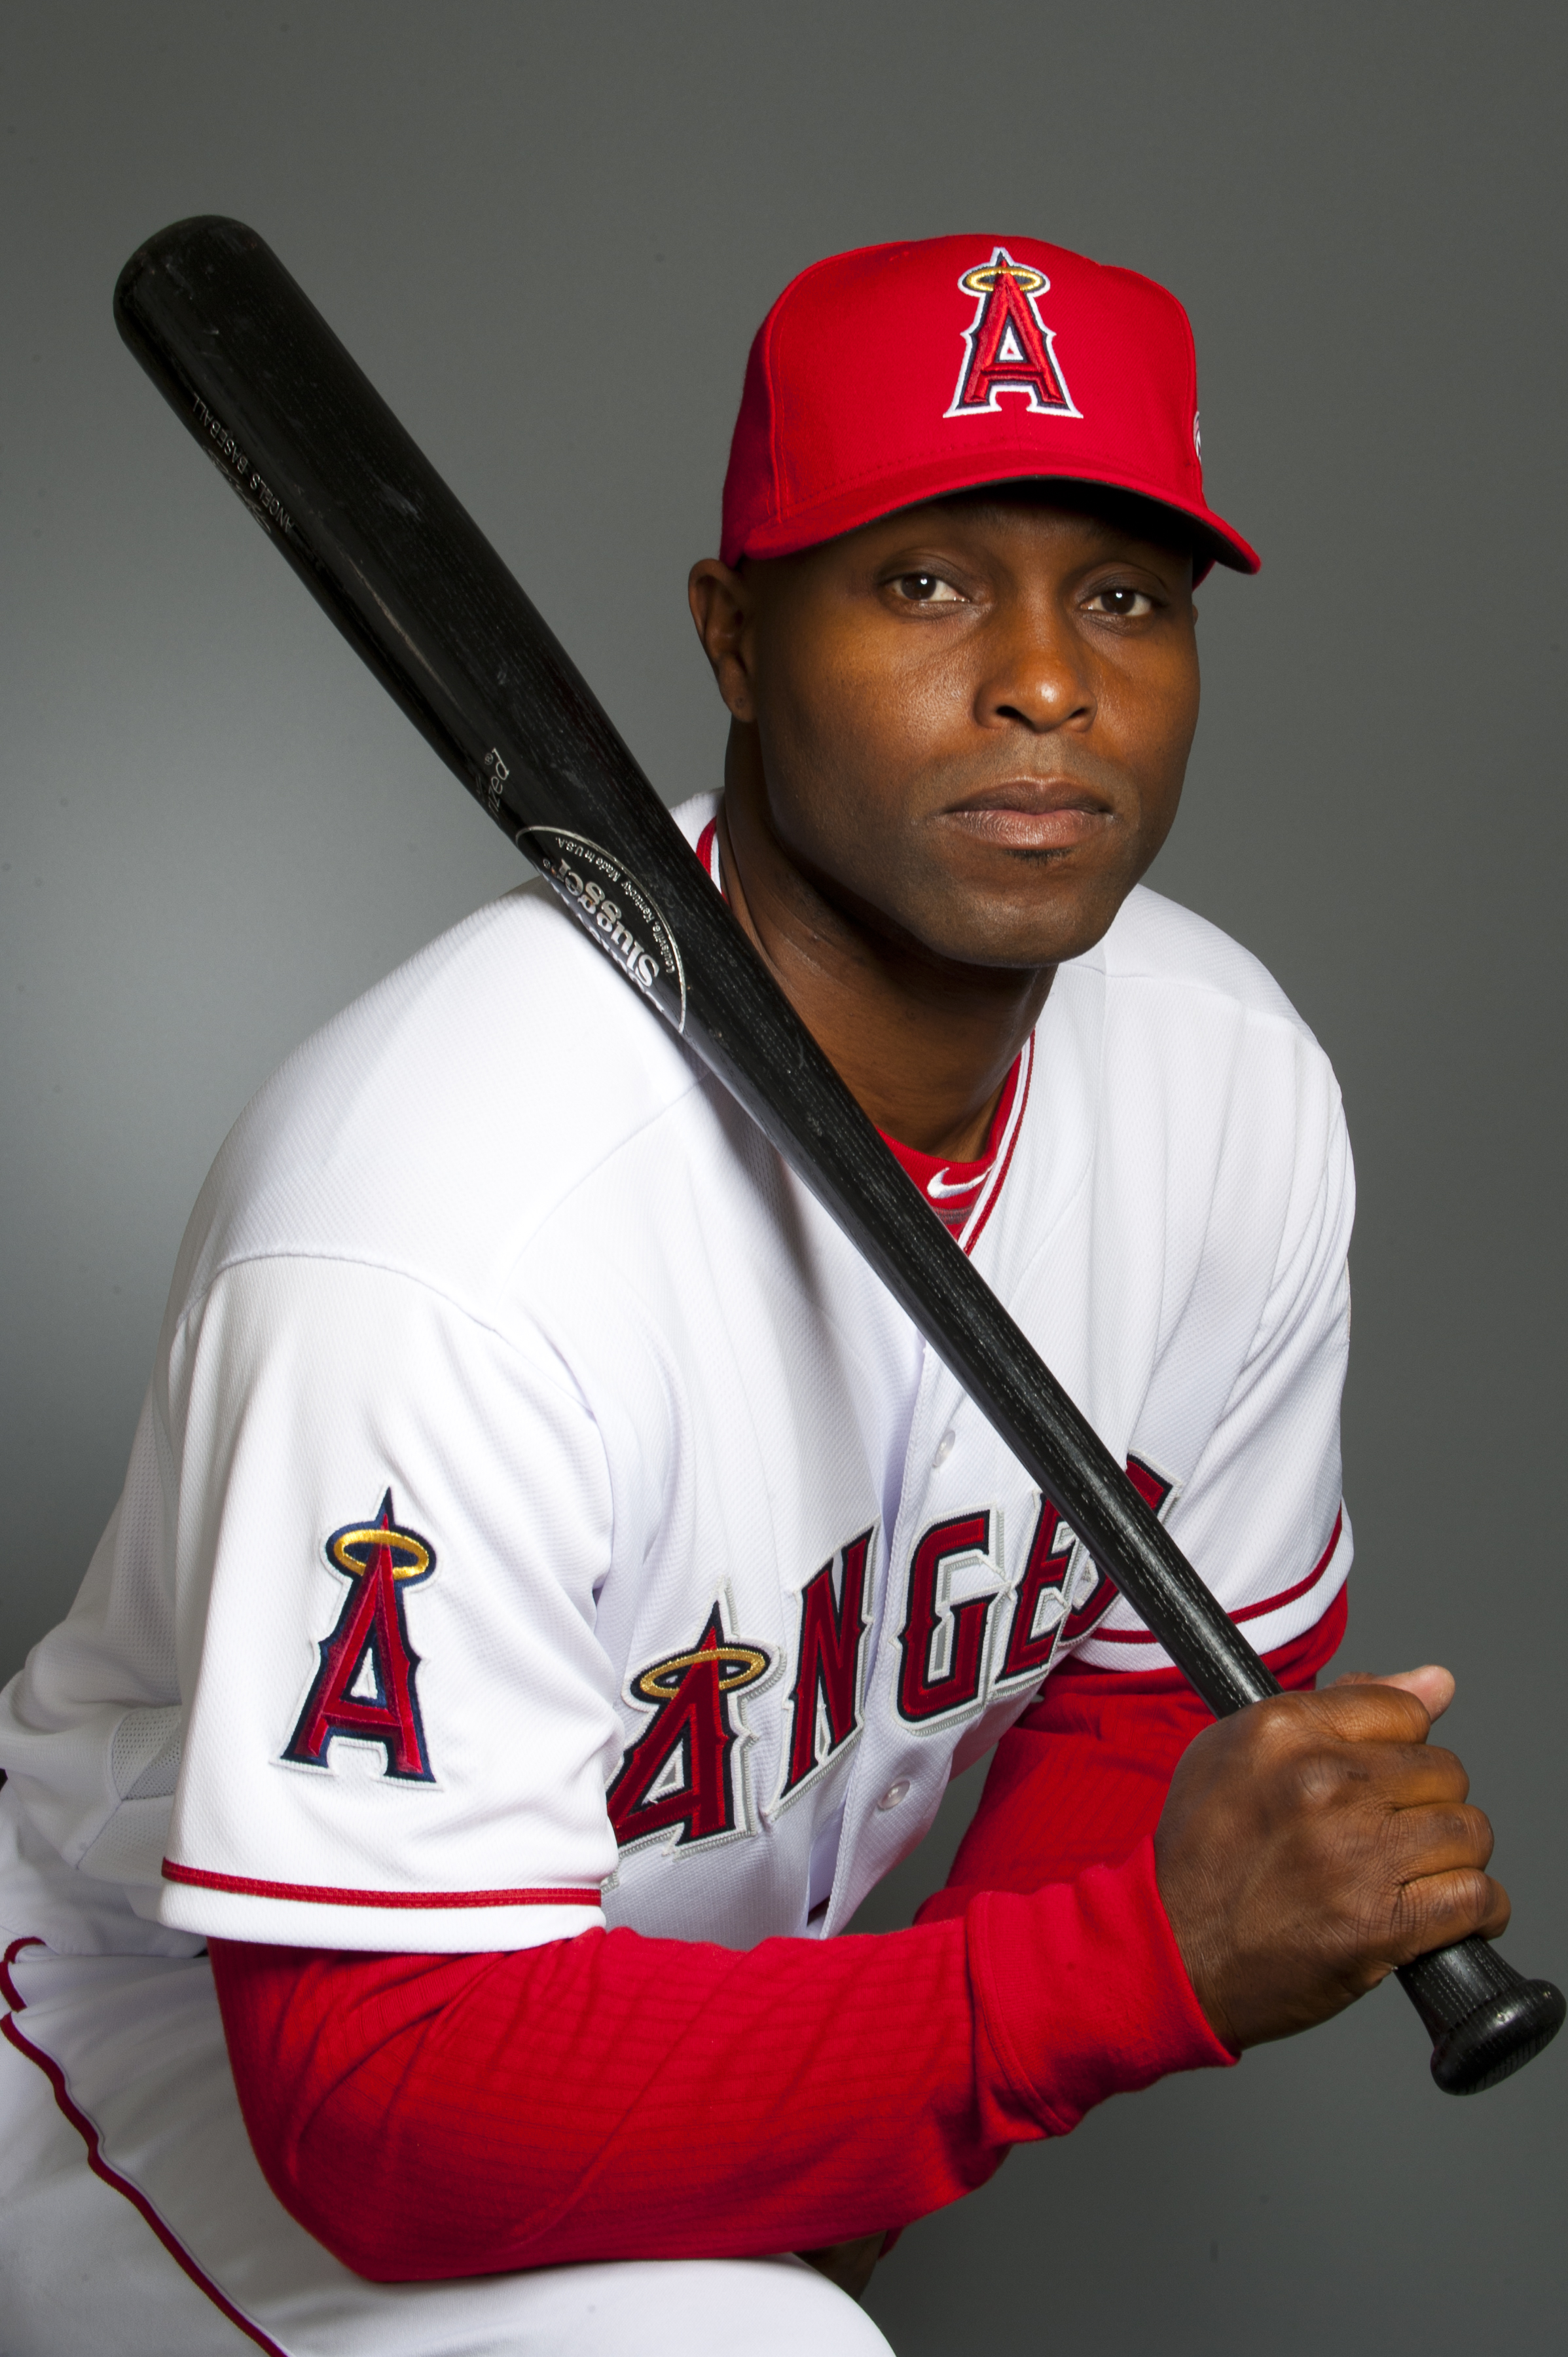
left=958, top=258, right=1049, bottom=297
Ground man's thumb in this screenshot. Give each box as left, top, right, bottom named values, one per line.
left=1332, top=1664, right=1455, bottom=1723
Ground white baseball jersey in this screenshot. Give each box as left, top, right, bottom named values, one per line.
left=0, top=792, right=1353, bottom=1972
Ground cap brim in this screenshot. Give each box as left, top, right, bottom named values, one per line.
left=734, top=452, right=1260, bottom=576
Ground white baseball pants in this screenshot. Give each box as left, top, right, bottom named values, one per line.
left=0, top=1938, right=894, bottom=2357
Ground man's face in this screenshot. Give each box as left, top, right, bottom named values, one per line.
left=695, top=492, right=1201, bottom=972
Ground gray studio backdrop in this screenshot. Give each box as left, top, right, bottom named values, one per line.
left=3, top=4, right=1563, bottom=2352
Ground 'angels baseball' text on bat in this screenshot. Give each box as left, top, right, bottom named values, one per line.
left=114, top=217, right=1563, bottom=2095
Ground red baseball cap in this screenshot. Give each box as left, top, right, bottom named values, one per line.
left=720, top=235, right=1259, bottom=576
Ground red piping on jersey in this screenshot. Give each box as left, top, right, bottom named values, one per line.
left=160, top=1862, right=602, bottom=1910
left=1088, top=1510, right=1345, bottom=1645
left=1, top=1936, right=289, bottom=2357
left=961, top=1035, right=1032, bottom=1253
left=0, top=1935, right=40, bottom=2011
left=696, top=814, right=1031, bottom=1256
left=880, top=1048, right=1025, bottom=1241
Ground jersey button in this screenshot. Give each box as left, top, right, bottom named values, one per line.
left=932, top=1429, right=956, bottom=1469
left=877, top=1780, right=911, bottom=1811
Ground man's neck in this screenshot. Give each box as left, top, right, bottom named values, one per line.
left=716, top=786, right=1054, bottom=1163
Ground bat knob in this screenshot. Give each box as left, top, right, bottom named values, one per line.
left=1397, top=1934, right=1567, bottom=2094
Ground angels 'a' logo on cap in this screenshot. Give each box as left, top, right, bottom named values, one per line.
left=946, top=246, right=1082, bottom=422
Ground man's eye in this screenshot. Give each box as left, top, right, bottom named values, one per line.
left=1087, top=586, right=1154, bottom=619
left=892, top=572, right=963, bottom=604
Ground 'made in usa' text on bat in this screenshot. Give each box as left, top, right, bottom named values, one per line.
left=113, top=216, right=1563, bottom=2094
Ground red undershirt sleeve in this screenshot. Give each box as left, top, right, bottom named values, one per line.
left=210, top=1840, right=1226, bottom=2279
left=210, top=1600, right=1341, bottom=2282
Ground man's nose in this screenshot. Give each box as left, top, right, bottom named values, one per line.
left=975, top=601, right=1094, bottom=733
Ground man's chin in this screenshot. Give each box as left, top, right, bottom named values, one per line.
left=810, top=852, right=1131, bottom=976
left=898, top=886, right=1133, bottom=976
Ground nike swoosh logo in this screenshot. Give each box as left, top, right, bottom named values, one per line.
left=926, top=1168, right=981, bottom=1201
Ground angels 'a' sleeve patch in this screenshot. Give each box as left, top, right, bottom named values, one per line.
left=283, top=1489, right=438, bottom=1782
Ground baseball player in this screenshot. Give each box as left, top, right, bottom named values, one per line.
left=0, top=236, right=1503, bottom=2356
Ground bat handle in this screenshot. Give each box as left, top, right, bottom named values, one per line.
left=1397, top=1935, right=1565, bottom=2094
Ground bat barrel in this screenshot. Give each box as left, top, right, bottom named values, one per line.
left=113, top=215, right=1563, bottom=2096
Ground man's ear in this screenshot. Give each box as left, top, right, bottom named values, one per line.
left=688, top=558, right=758, bottom=724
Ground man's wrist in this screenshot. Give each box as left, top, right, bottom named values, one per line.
left=968, top=1833, right=1237, bottom=2141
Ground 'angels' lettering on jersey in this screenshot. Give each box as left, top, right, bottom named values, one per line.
left=896, top=1510, right=1000, bottom=1725
left=892, top=1457, right=1176, bottom=1732
left=991, top=1489, right=1079, bottom=1695
left=777, top=1527, right=875, bottom=1806
left=608, top=1598, right=776, bottom=1857
left=282, top=1491, right=437, bottom=1782
left=615, top=1459, right=1181, bottom=1861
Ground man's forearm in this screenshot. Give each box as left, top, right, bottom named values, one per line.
left=211, top=1839, right=1227, bottom=2281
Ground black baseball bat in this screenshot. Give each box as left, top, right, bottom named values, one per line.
left=113, top=215, right=1561, bottom=2095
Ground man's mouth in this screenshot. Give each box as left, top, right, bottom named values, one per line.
left=941, top=779, right=1115, bottom=855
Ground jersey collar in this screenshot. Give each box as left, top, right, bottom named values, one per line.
left=695, top=816, right=1030, bottom=1257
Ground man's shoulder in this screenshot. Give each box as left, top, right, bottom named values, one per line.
left=169, top=870, right=709, bottom=1325
left=1088, top=884, right=1321, bottom=1047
